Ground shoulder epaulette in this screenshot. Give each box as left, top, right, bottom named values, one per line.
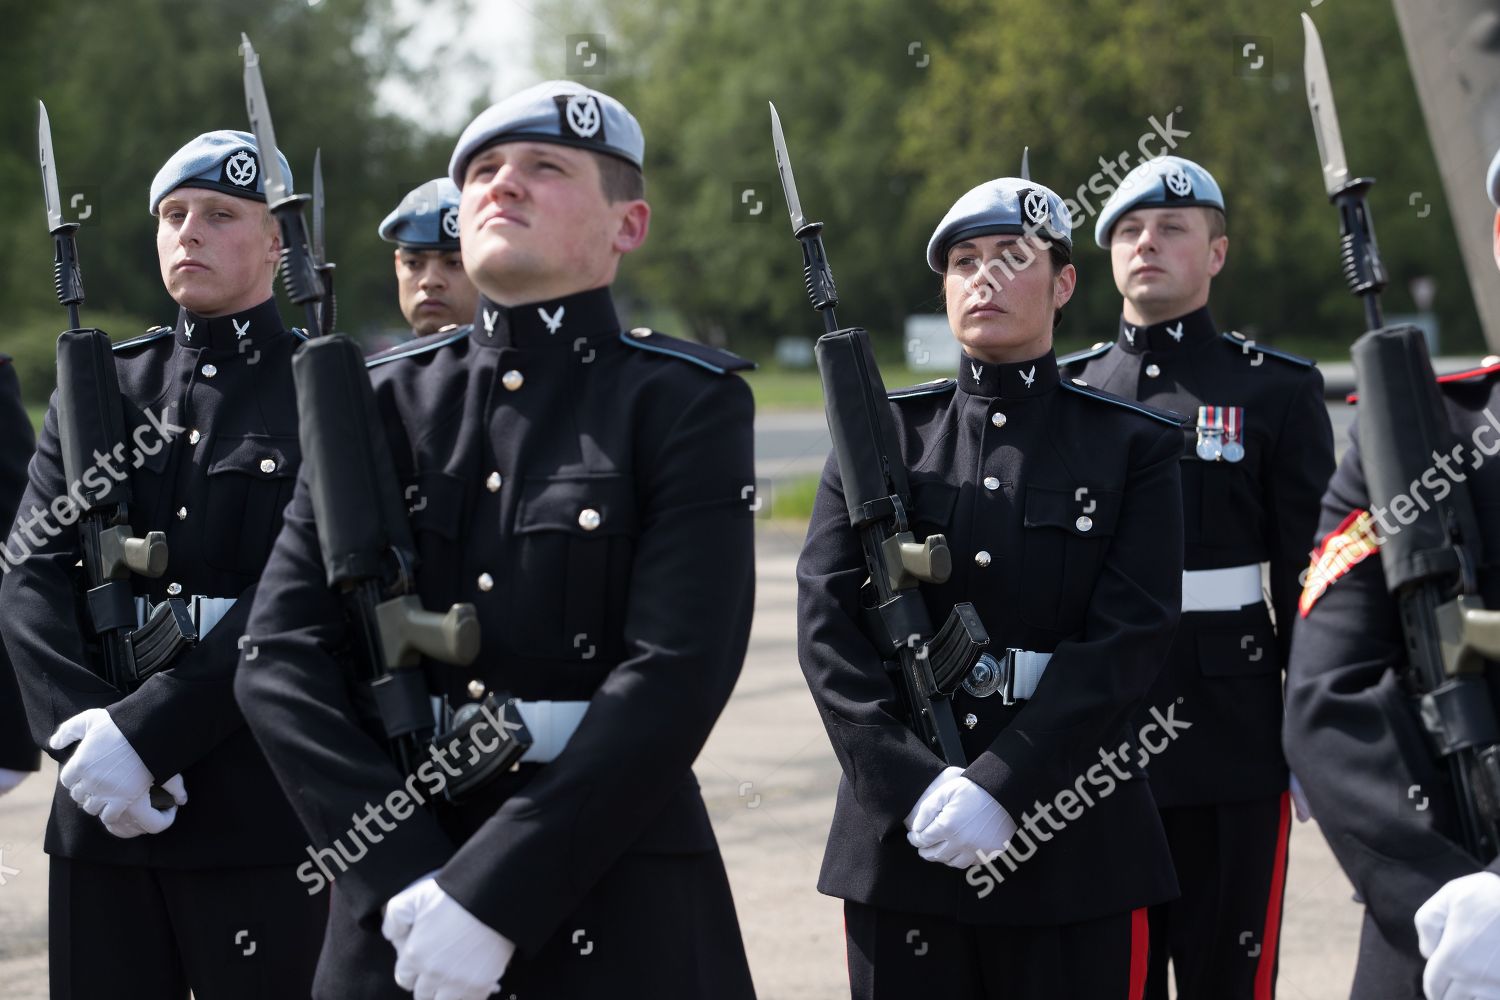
left=888, top=378, right=957, bottom=400
left=618, top=327, right=755, bottom=374
left=1221, top=331, right=1316, bottom=368
left=365, top=326, right=470, bottom=369
left=111, top=326, right=174, bottom=352
left=291, top=327, right=310, bottom=342
left=1057, top=341, right=1113, bottom=367
left=1061, top=377, right=1191, bottom=429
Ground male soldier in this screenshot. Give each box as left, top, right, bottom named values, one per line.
left=235, top=81, right=758, bottom=1000
left=0, top=130, right=325, bottom=998
left=1284, top=152, right=1500, bottom=999
left=799, top=176, right=1188, bottom=998
left=0, top=355, right=39, bottom=796
left=379, top=177, right=478, bottom=337
left=1060, top=155, right=1335, bottom=999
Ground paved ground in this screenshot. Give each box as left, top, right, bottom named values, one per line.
left=0, top=525, right=1364, bottom=998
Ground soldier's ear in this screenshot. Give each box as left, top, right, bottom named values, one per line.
left=1207, top=235, right=1228, bottom=277
left=611, top=200, right=650, bottom=255
left=1052, top=262, right=1077, bottom=309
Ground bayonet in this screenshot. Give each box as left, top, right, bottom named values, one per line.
left=768, top=102, right=839, bottom=332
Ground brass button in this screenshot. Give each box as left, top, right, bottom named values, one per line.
left=486, top=471, right=502, bottom=493
left=201, top=364, right=218, bottom=378
left=991, top=412, right=1006, bottom=428
left=477, top=572, right=494, bottom=592
left=259, top=458, right=276, bottom=474
left=578, top=508, right=602, bottom=531
left=1071, top=378, right=1088, bottom=386
left=1145, top=363, right=1161, bottom=378
left=188, top=429, right=201, bottom=445
left=166, top=582, right=182, bottom=596
left=1076, top=515, right=1093, bottom=532
left=982, top=477, right=1000, bottom=491
left=974, top=550, right=992, bottom=568
left=467, top=680, right=486, bottom=700
left=502, top=370, right=524, bottom=391
left=629, top=327, right=651, bottom=338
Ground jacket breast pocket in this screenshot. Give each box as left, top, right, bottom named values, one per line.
left=1020, top=484, right=1120, bottom=632
left=510, top=474, right=639, bottom=660
left=202, top=434, right=300, bottom=577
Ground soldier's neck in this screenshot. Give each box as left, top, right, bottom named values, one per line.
left=1122, top=289, right=1211, bottom=328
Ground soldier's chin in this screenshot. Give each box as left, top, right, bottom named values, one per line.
left=168, top=279, right=227, bottom=316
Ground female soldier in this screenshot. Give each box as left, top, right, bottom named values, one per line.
left=798, top=176, right=1188, bottom=999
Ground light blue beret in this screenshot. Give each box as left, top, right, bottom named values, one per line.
left=448, top=80, right=644, bottom=186
left=926, top=177, right=1072, bottom=273
left=1487, top=147, right=1500, bottom=208
left=379, top=178, right=462, bottom=249
left=148, top=130, right=293, bottom=215
left=1094, top=155, right=1224, bottom=248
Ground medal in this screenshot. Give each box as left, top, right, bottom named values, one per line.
left=1195, top=406, right=1223, bottom=461
left=1221, top=406, right=1246, bottom=462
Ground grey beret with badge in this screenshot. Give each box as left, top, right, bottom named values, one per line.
left=148, top=129, right=293, bottom=215
left=1094, top=155, right=1224, bottom=248
left=926, top=177, right=1072, bottom=273
left=379, top=178, right=463, bottom=250
left=448, top=80, right=645, bottom=186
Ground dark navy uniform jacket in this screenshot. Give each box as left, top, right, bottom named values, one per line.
left=797, top=348, right=1187, bottom=926
left=1062, top=307, right=1334, bottom=806
left=1285, top=362, right=1500, bottom=971
left=235, top=287, right=757, bottom=962
left=0, top=298, right=311, bottom=867
left=0, top=355, right=40, bottom=773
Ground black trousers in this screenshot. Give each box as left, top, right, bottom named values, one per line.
left=50, top=856, right=326, bottom=1000
left=843, top=899, right=1149, bottom=1000
left=1143, top=793, right=1291, bottom=1000
left=313, top=849, right=757, bottom=1000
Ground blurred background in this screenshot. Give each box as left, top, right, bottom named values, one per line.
left=0, top=0, right=1483, bottom=412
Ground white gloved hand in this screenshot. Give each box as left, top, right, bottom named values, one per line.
left=50, top=708, right=153, bottom=822
left=1290, top=773, right=1312, bottom=823
left=102, top=774, right=187, bottom=839
left=1416, top=872, right=1500, bottom=1000
left=0, top=768, right=31, bottom=797
left=906, top=774, right=1017, bottom=869
left=382, top=875, right=514, bottom=1000
left=904, top=765, right=964, bottom=831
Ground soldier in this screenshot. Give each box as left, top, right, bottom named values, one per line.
left=1284, top=152, right=1500, bottom=999
left=235, top=81, right=758, bottom=1000
left=0, top=130, right=325, bottom=998
left=378, top=177, right=479, bottom=337
left=797, top=176, right=1188, bottom=999
left=0, top=354, right=40, bottom=796
left=1060, top=155, right=1335, bottom=999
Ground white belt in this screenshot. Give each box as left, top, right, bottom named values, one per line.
left=133, top=595, right=238, bottom=638
left=515, top=700, right=590, bottom=764
left=1181, top=564, right=1264, bottom=613
left=1009, top=650, right=1051, bottom=701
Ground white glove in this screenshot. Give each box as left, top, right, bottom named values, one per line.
left=382, top=875, right=514, bottom=1000
left=906, top=774, right=1017, bottom=869
left=0, top=768, right=31, bottom=797
left=904, top=765, right=964, bottom=831
left=102, top=774, right=188, bottom=839
left=50, top=708, right=154, bottom=824
left=1290, top=773, right=1312, bottom=823
left=1417, top=872, right=1500, bottom=1000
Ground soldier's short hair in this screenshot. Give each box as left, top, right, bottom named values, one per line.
left=596, top=153, right=645, bottom=203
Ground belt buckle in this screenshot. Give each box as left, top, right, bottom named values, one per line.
left=999, top=648, right=1020, bottom=706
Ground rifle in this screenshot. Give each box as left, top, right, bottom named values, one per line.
left=242, top=42, right=531, bottom=797
left=1304, top=15, right=1500, bottom=861
left=770, top=103, right=990, bottom=766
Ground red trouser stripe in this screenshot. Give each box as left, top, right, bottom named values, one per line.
left=1254, top=792, right=1293, bottom=1000
left=1128, top=906, right=1149, bottom=1000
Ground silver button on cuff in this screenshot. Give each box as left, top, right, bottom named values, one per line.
left=477, top=572, right=494, bottom=592
left=486, top=472, right=502, bottom=493
left=983, top=477, right=1000, bottom=491
left=974, top=550, right=992, bottom=568
left=502, top=370, right=524, bottom=391
left=259, top=458, right=277, bottom=474
left=201, top=364, right=218, bottom=378
left=1145, top=363, right=1161, bottom=378
left=1076, top=515, right=1093, bottom=532
left=578, top=508, right=602, bottom=531
left=991, top=412, right=1007, bottom=428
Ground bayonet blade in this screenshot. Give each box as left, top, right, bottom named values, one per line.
left=1302, top=13, right=1350, bottom=196
left=769, top=102, right=807, bottom=233
left=312, top=148, right=326, bottom=265
left=38, top=101, right=64, bottom=233
left=1021, top=146, right=1030, bottom=182
left=241, top=33, right=291, bottom=205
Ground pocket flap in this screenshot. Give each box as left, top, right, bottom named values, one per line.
left=1023, top=484, right=1120, bottom=537
left=910, top=480, right=958, bottom=529
left=516, top=474, right=638, bottom=537
left=206, top=434, right=300, bottom=480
